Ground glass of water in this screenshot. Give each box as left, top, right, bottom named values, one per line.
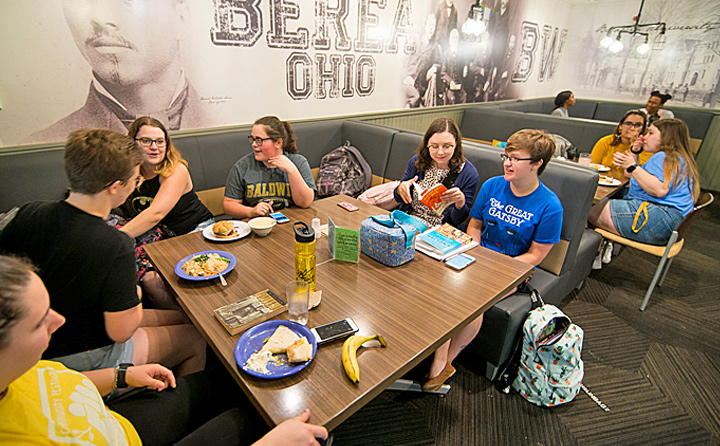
left=286, top=280, right=309, bottom=325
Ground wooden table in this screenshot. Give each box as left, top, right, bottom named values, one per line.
left=144, top=195, right=532, bottom=431
left=591, top=166, right=629, bottom=204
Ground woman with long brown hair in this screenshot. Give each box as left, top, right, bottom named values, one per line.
left=591, top=110, right=652, bottom=167
left=393, top=118, right=479, bottom=229
left=117, top=116, right=213, bottom=237
left=589, top=119, right=699, bottom=245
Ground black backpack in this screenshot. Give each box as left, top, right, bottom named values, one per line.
left=316, top=141, right=372, bottom=198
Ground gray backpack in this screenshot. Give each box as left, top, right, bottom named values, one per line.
left=317, top=141, right=372, bottom=198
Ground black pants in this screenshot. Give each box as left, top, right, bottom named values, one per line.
left=109, top=367, right=266, bottom=446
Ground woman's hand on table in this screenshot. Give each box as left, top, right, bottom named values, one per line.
left=252, top=200, right=275, bottom=217
left=397, top=176, right=417, bottom=204
left=441, top=186, right=465, bottom=209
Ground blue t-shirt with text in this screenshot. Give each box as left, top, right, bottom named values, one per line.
left=470, top=176, right=563, bottom=257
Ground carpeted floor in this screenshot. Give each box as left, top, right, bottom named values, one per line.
left=332, top=195, right=720, bottom=445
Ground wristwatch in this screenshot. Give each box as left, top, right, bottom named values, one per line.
left=627, top=164, right=639, bottom=173
left=114, top=363, right=133, bottom=389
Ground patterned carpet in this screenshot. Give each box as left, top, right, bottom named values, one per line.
left=333, top=195, right=720, bottom=445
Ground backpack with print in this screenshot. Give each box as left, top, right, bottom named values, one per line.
left=512, top=305, right=584, bottom=407
left=317, top=141, right=372, bottom=198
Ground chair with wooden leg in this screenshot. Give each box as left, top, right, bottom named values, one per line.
left=594, top=192, right=713, bottom=311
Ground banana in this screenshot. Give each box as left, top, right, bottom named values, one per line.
left=342, top=334, right=387, bottom=383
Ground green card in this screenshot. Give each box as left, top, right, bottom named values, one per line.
left=327, top=216, right=359, bottom=263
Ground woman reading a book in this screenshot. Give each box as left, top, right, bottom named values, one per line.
left=421, top=129, right=563, bottom=392
left=393, top=118, right=479, bottom=229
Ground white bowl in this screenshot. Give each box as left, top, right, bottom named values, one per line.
left=248, top=217, right=277, bottom=237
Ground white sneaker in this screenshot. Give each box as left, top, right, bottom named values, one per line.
left=602, top=242, right=613, bottom=264
left=593, top=253, right=602, bottom=270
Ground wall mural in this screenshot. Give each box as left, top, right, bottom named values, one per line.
left=0, top=0, right=715, bottom=147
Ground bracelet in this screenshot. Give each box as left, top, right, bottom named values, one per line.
left=630, top=147, right=643, bottom=154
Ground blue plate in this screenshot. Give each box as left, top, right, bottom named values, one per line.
left=174, top=250, right=237, bottom=281
left=235, top=320, right=318, bottom=379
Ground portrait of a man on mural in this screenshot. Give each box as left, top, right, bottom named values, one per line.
left=28, top=0, right=212, bottom=144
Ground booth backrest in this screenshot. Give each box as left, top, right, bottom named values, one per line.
left=0, top=148, right=68, bottom=212
left=460, top=107, right=616, bottom=154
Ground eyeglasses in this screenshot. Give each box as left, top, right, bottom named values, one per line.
left=104, top=175, right=144, bottom=190
left=621, top=121, right=644, bottom=129
left=136, top=138, right=166, bottom=148
left=501, top=154, right=534, bottom=164
left=248, top=136, right=272, bottom=146
left=428, top=144, right=455, bottom=152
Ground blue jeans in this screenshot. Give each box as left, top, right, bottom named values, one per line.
left=609, top=199, right=684, bottom=245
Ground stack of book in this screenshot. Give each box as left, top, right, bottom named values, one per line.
left=415, top=223, right=478, bottom=261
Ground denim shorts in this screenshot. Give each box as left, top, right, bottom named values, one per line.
left=51, top=339, right=134, bottom=372
left=609, top=199, right=684, bottom=245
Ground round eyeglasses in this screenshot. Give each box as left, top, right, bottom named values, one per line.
left=428, top=144, right=455, bottom=152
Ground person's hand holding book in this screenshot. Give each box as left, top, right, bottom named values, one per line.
left=397, top=176, right=417, bottom=204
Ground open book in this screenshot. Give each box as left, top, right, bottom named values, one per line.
left=415, top=223, right=478, bottom=261
left=413, top=182, right=450, bottom=216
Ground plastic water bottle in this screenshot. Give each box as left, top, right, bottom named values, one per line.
left=293, top=221, right=316, bottom=292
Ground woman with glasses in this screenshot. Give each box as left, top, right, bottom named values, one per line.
left=113, top=117, right=213, bottom=309
left=591, top=110, right=652, bottom=168
left=589, top=119, right=700, bottom=245
left=224, top=116, right=316, bottom=219
left=421, top=129, right=562, bottom=392
left=393, top=118, right=479, bottom=228
left=116, top=116, right=213, bottom=238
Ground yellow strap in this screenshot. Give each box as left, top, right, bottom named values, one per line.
left=632, top=201, right=649, bottom=233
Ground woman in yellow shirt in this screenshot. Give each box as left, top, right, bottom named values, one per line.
left=591, top=110, right=651, bottom=167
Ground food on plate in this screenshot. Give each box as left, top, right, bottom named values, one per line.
left=287, top=337, right=312, bottom=363
left=342, top=334, right=387, bottom=383
left=599, top=175, right=616, bottom=184
left=261, top=325, right=301, bottom=354
left=245, top=349, right=274, bottom=375
left=212, top=221, right=238, bottom=238
left=589, top=163, right=609, bottom=171
left=181, top=253, right=230, bottom=277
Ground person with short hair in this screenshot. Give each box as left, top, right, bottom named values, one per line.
left=224, top=116, right=316, bottom=219
left=550, top=90, right=575, bottom=118
left=393, top=118, right=479, bottom=228
left=0, top=255, right=328, bottom=446
left=0, top=129, right=206, bottom=379
left=591, top=110, right=652, bottom=167
left=421, top=129, right=563, bottom=392
left=589, top=119, right=700, bottom=245
left=642, top=90, right=674, bottom=123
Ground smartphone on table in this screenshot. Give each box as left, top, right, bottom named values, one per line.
left=444, top=253, right=476, bottom=270
left=269, top=212, right=290, bottom=223
left=337, top=201, right=359, bottom=212
left=310, top=318, right=359, bottom=344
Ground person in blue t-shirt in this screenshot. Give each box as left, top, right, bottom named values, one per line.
left=421, top=129, right=563, bottom=392
left=588, top=119, right=700, bottom=245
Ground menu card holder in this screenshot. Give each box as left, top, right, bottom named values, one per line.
left=214, top=289, right=287, bottom=336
